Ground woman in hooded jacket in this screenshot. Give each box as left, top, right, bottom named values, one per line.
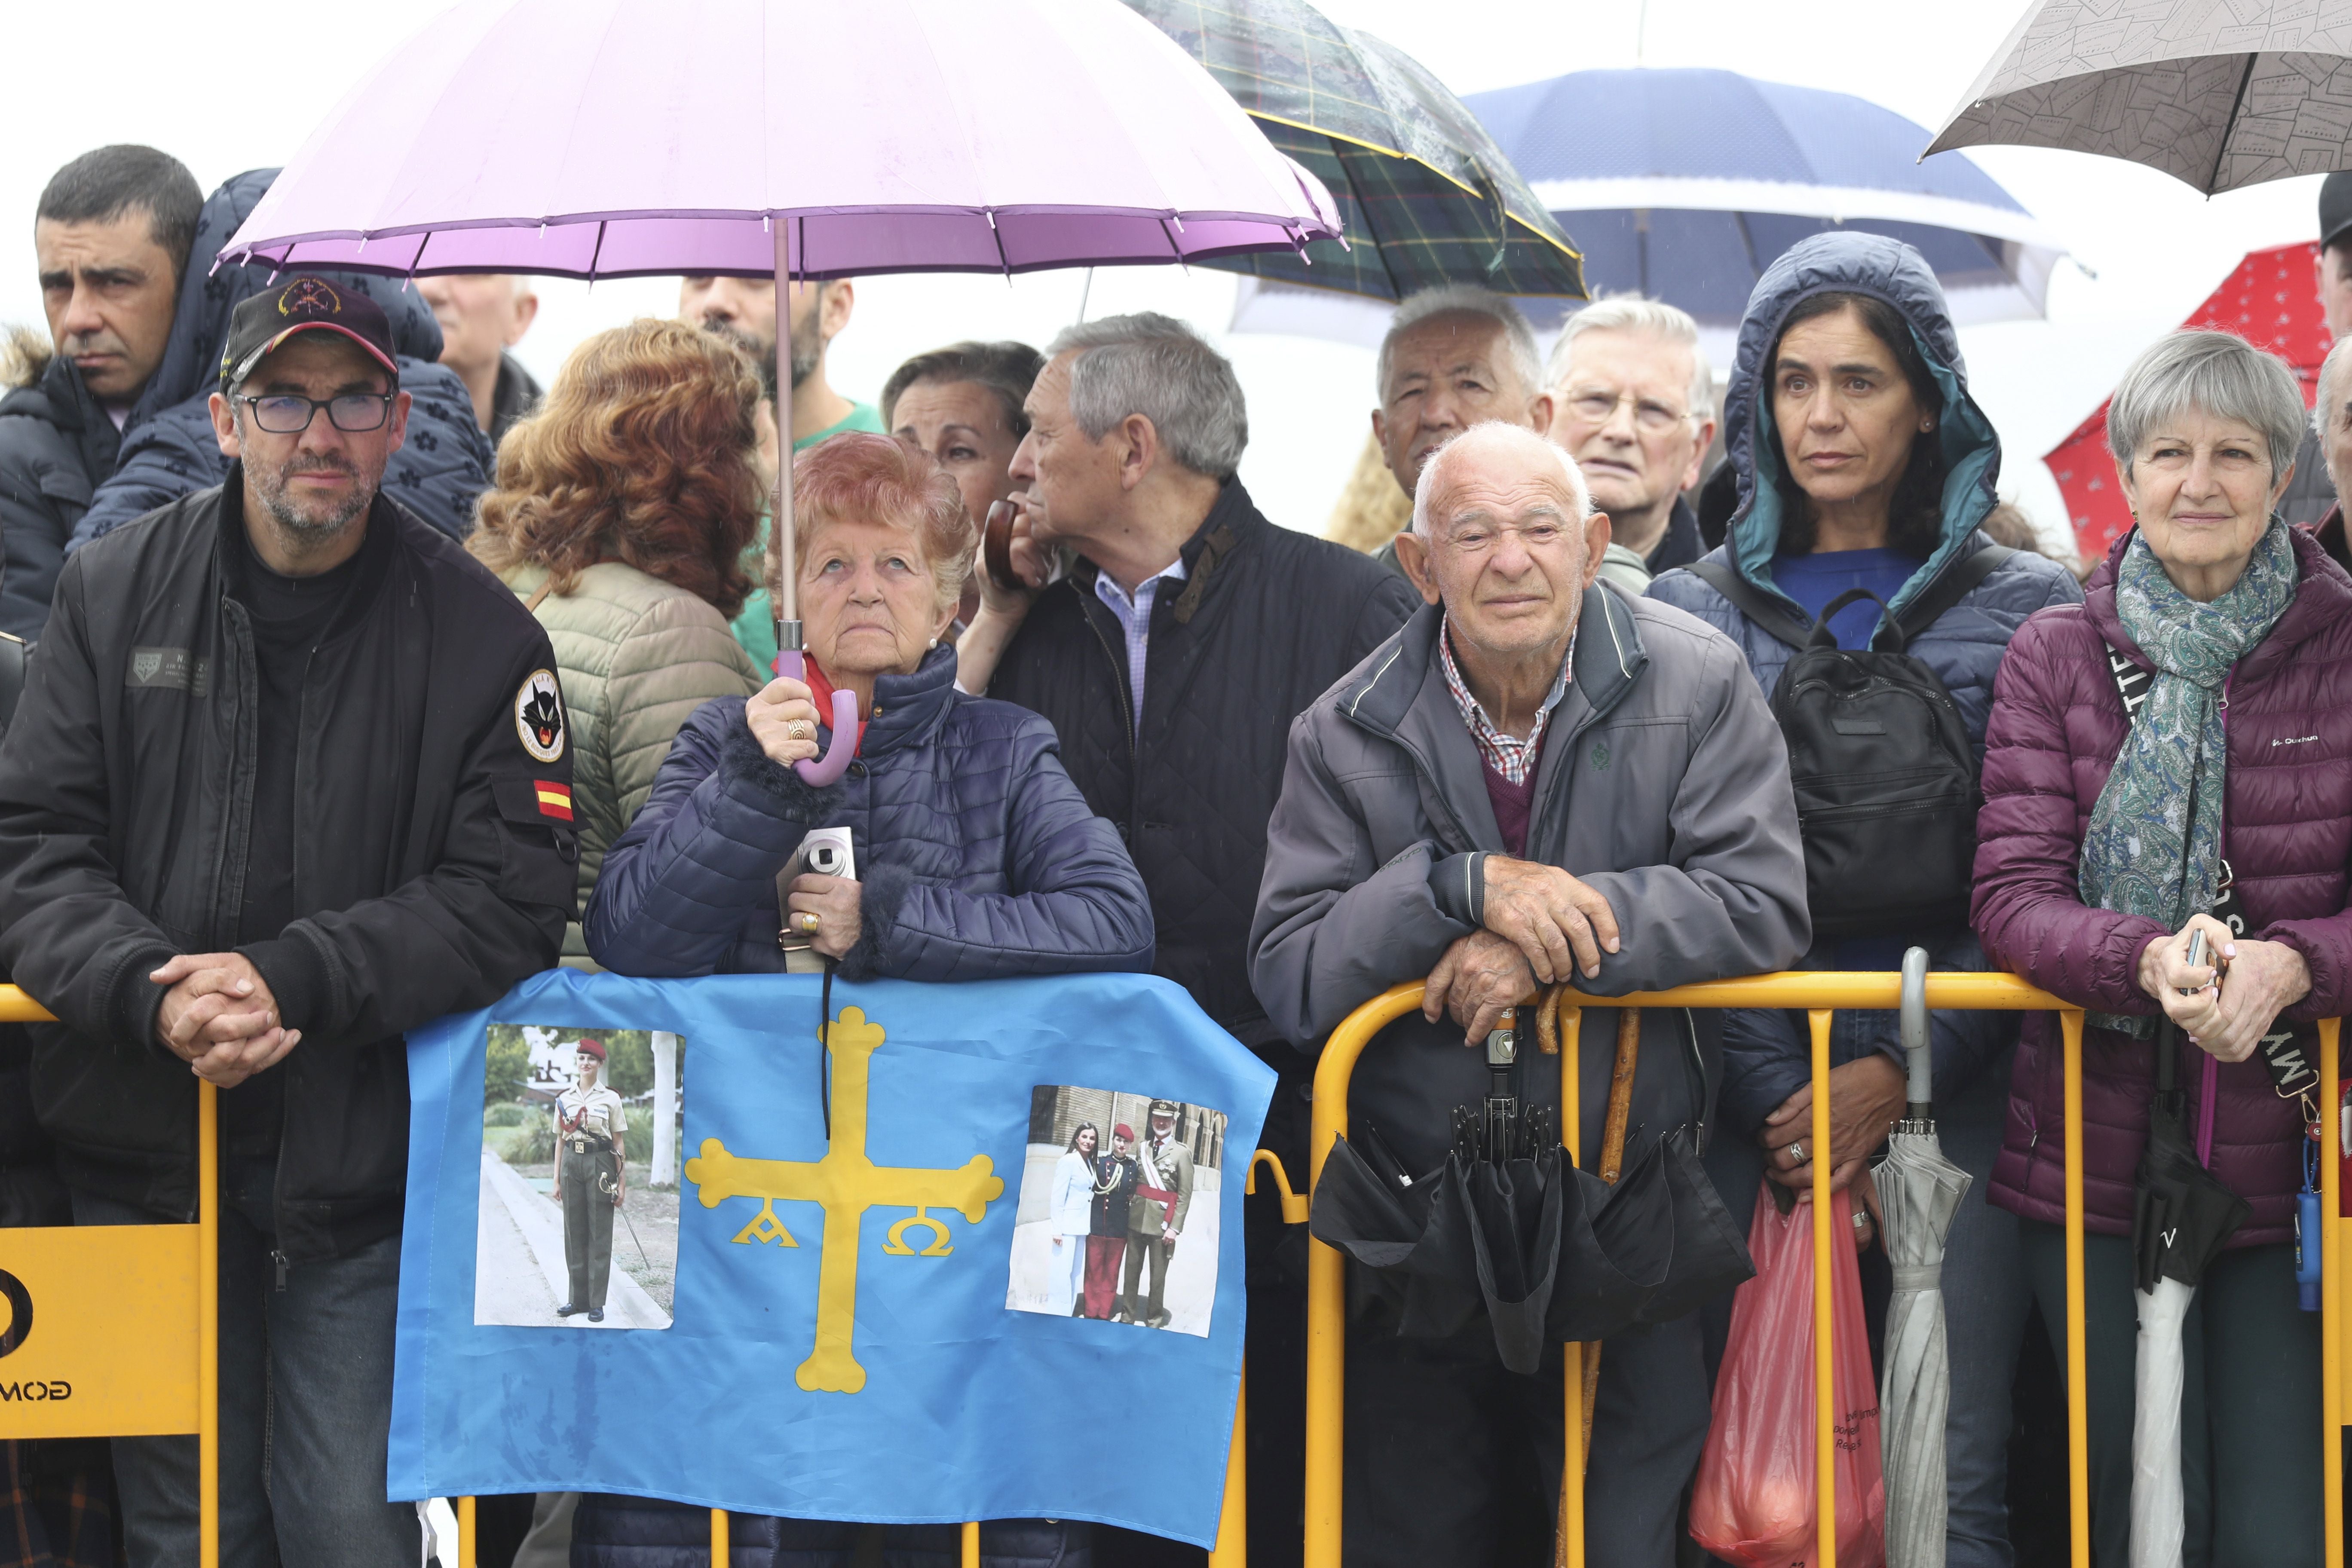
left=1973, top=329, right=2352, bottom=1565
left=1648, top=231, right=2080, bottom=1568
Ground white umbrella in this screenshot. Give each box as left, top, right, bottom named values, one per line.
left=1928, top=0, right=2352, bottom=195
left=2130, top=1276, right=2194, bottom=1567
left=1877, top=947, right=1971, bottom=1568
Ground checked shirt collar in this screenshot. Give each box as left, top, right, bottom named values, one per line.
left=1437, top=620, right=1573, bottom=785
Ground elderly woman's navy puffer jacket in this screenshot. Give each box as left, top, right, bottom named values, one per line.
left=578, top=646, right=1135, bottom=1568
left=587, top=642, right=1153, bottom=983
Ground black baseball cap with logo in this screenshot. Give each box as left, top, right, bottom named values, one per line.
left=2322, top=172, right=2352, bottom=252
left=218, top=276, right=401, bottom=392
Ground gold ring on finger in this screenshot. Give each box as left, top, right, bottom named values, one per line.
left=796, top=912, right=821, bottom=934
left=786, top=720, right=811, bottom=740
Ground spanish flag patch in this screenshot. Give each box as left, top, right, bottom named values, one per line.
left=535, top=781, right=574, bottom=821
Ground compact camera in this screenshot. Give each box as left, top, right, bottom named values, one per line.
left=777, top=827, right=858, bottom=971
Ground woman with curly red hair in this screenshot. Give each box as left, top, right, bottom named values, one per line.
left=468, top=318, right=769, bottom=960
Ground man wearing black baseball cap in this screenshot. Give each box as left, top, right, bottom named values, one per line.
left=0, top=273, right=577, bottom=1565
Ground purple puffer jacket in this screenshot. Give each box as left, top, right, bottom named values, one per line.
left=1971, top=524, right=2352, bottom=1245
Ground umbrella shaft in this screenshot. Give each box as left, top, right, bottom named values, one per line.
left=1482, top=1088, right=1518, bottom=1165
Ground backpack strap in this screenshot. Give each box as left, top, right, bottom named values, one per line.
left=1684, top=560, right=1815, bottom=651
left=1887, top=542, right=2015, bottom=645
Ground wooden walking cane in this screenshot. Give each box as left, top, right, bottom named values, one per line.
left=1556, top=1002, right=1642, bottom=1568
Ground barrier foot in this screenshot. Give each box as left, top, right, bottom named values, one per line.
left=961, top=1520, right=980, bottom=1567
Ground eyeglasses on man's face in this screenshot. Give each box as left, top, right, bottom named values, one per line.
left=236, top=392, right=396, bottom=435
left=1559, top=388, right=1693, bottom=436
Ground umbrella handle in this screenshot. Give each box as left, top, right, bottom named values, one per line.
left=775, top=648, right=858, bottom=786
left=1900, top=946, right=1932, bottom=1118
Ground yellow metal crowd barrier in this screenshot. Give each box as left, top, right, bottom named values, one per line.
left=5, top=972, right=2341, bottom=1568
left=1302, top=973, right=2347, bottom=1568
left=0, top=986, right=226, bottom=1567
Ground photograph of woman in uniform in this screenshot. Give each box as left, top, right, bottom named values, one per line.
left=554, top=1038, right=627, bottom=1322
left=1084, top=1124, right=1138, bottom=1320
left=1045, top=1123, right=1097, bottom=1316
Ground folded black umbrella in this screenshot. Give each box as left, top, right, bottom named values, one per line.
left=1635, top=1125, right=1756, bottom=1325
left=2132, top=1022, right=2249, bottom=1294
left=1312, top=1121, right=1743, bottom=1372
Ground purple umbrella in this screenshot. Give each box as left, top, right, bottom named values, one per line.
left=223, top=0, right=1340, bottom=781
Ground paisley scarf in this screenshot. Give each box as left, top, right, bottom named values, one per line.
left=2077, top=518, right=2297, bottom=1035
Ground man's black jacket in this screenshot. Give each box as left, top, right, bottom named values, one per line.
left=0, top=349, right=119, bottom=642
left=985, top=480, right=1419, bottom=1053
left=0, top=472, right=576, bottom=1258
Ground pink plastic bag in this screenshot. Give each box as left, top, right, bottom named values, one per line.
left=1689, top=1185, right=1885, bottom=1567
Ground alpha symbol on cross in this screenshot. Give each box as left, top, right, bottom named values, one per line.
left=684, top=1007, right=1002, bottom=1393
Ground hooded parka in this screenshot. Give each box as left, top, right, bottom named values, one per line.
left=1646, top=231, right=2082, bottom=1132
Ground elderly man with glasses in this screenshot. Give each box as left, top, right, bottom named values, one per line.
left=1544, top=298, right=1718, bottom=579
left=1251, top=421, right=1807, bottom=1567
left=0, top=276, right=576, bottom=1566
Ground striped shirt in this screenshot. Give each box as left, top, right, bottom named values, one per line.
left=1437, top=622, right=1572, bottom=786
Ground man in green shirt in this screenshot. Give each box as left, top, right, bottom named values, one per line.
left=680, top=273, right=885, bottom=668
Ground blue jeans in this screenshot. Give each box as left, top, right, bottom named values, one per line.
left=72, top=1160, right=418, bottom=1568
left=1702, top=1054, right=2029, bottom=1568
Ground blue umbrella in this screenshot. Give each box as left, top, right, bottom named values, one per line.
left=1464, top=68, right=2064, bottom=336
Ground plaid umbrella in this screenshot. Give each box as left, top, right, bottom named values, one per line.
left=1124, top=0, right=1585, bottom=301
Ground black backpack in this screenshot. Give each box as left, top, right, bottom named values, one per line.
left=1686, top=545, right=2011, bottom=938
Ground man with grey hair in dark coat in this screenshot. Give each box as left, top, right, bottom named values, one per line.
left=1251, top=421, right=1808, bottom=1566
left=955, top=310, right=1419, bottom=1565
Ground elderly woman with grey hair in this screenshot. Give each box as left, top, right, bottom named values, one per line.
left=1972, top=327, right=2352, bottom=1565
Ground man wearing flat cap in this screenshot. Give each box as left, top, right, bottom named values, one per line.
left=1121, top=1099, right=1194, bottom=1328
left=0, top=275, right=576, bottom=1565
left=553, top=1038, right=627, bottom=1321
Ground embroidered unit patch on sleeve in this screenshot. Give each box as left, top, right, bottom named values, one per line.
left=515, top=669, right=567, bottom=763
left=535, top=781, right=574, bottom=821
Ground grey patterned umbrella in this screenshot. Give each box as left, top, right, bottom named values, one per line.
left=1877, top=948, right=1972, bottom=1568
left=1926, top=0, right=2352, bottom=195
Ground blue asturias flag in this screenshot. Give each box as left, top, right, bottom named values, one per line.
left=390, top=968, right=1275, bottom=1545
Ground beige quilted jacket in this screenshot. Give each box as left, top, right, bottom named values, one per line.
left=499, top=561, right=764, bottom=959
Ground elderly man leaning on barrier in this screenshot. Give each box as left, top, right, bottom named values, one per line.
left=1249, top=421, right=1810, bottom=1568
left=0, top=277, right=577, bottom=1568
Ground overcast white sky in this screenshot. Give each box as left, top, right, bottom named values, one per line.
left=1, top=0, right=2327, bottom=548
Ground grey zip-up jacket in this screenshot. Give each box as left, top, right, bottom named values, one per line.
left=1249, top=587, right=1810, bottom=1173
